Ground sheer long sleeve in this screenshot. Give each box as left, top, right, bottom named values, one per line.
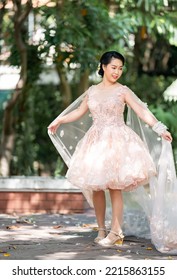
left=124, top=87, right=158, bottom=127
left=49, top=95, right=89, bottom=128
left=47, top=88, right=93, bottom=166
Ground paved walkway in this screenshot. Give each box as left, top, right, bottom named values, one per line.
left=0, top=209, right=176, bottom=260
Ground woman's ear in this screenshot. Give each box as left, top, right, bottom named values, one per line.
left=102, top=64, right=105, bottom=71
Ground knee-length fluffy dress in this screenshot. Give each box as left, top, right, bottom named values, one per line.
left=66, top=85, right=156, bottom=193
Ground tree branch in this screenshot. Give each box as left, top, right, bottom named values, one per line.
left=13, top=0, right=32, bottom=25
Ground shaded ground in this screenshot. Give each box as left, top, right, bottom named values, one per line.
left=0, top=209, right=176, bottom=260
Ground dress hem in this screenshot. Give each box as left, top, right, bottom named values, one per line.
left=66, top=174, right=156, bottom=193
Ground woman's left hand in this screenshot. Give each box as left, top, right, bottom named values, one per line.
left=161, top=131, right=173, bottom=142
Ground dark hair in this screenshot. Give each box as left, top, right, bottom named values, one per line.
left=98, top=51, right=125, bottom=77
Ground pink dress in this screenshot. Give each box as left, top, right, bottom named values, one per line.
left=48, top=84, right=177, bottom=254
left=66, top=85, right=156, bottom=192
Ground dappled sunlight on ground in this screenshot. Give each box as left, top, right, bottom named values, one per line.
left=0, top=211, right=176, bottom=260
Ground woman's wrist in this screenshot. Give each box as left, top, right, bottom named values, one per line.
left=152, top=121, right=167, bottom=136
left=55, top=116, right=64, bottom=125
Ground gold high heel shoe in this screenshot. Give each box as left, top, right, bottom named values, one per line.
left=98, top=230, right=124, bottom=247
left=94, top=228, right=107, bottom=243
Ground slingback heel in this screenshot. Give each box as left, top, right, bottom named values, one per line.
left=98, top=230, right=124, bottom=247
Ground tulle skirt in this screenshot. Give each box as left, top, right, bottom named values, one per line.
left=66, top=123, right=156, bottom=191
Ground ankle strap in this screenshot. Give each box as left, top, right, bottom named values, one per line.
left=98, top=227, right=106, bottom=231
left=110, top=230, right=124, bottom=238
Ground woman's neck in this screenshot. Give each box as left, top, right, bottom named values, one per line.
left=101, top=80, right=117, bottom=88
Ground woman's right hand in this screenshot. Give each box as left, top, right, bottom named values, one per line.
left=161, top=131, right=173, bottom=143
left=47, top=119, right=61, bottom=134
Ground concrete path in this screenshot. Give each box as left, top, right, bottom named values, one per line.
left=0, top=209, right=176, bottom=260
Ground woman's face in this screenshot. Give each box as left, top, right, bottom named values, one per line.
left=103, top=58, right=123, bottom=83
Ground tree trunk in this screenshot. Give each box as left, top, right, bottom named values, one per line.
left=56, top=65, right=72, bottom=108
left=77, top=69, right=90, bottom=97
left=0, top=0, right=32, bottom=176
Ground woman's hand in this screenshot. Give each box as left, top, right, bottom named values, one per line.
left=48, top=119, right=62, bottom=134
left=48, top=95, right=89, bottom=135
left=161, top=131, right=173, bottom=142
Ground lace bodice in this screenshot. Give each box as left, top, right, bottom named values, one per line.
left=88, top=85, right=126, bottom=127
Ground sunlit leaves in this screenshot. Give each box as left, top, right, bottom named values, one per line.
left=115, top=0, right=176, bottom=42
left=38, top=0, right=132, bottom=71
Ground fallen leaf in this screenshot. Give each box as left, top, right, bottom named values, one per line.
left=168, top=256, right=173, bottom=260
left=117, top=249, right=122, bottom=253
left=92, top=227, right=98, bottom=231
left=6, top=225, right=20, bottom=230
left=8, top=246, right=17, bottom=250
left=82, top=224, right=91, bottom=228
left=3, top=253, right=11, bottom=257
left=146, top=247, right=153, bottom=250
left=52, top=225, right=63, bottom=229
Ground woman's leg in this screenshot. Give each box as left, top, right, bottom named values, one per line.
left=109, top=189, right=123, bottom=232
left=93, top=190, right=106, bottom=240
left=98, top=189, right=124, bottom=246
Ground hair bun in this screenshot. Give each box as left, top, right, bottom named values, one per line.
left=98, top=64, right=104, bottom=77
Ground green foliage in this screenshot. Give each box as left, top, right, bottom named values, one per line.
left=1, top=0, right=177, bottom=176
left=115, top=0, right=176, bottom=42
left=10, top=83, right=65, bottom=176
left=38, top=0, right=136, bottom=72
left=10, top=86, right=38, bottom=175
left=27, top=45, right=43, bottom=83
left=9, top=44, right=42, bottom=82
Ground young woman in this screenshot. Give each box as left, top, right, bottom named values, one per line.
left=48, top=51, right=175, bottom=251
